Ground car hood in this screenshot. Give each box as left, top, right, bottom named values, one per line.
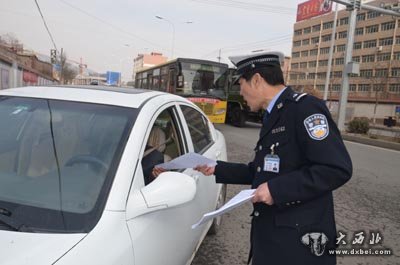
left=0, top=230, right=86, bottom=265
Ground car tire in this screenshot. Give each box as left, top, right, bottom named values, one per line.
left=231, top=106, right=246, bottom=127
left=208, top=184, right=227, bottom=235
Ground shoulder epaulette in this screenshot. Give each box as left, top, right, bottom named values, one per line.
left=294, top=93, right=307, bottom=102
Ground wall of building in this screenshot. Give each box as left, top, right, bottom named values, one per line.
left=290, top=0, right=400, bottom=121
left=0, top=60, right=11, bottom=89
left=350, top=101, right=397, bottom=118
left=0, top=44, right=57, bottom=89
left=133, top=52, right=168, bottom=79
left=327, top=100, right=398, bottom=121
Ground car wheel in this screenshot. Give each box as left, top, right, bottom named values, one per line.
left=208, top=184, right=227, bottom=235
left=231, top=106, right=246, bottom=127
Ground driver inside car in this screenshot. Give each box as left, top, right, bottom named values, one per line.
left=141, top=126, right=168, bottom=185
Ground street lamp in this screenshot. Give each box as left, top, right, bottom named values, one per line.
left=155, top=16, right=175, bottom=59
left=252, top=49, right=270, bottom=53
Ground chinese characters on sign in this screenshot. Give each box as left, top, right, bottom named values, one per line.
left=336, top=231, right=383, bottom=246
left=296, top=0, right=333, bottom=22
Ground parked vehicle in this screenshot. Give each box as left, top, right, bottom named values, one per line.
left=0, top=85, right=227, bottom=265
left=225, top=68, right=264, bottom=127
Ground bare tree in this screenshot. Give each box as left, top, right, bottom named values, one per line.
left=60, top=51, right=77, bottom=84
left=0, top=33, right=19, bottom=45
left=0, top=33, right=23, bottom=52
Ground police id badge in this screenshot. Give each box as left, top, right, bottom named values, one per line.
left=264, top=154, right=280, bottom=173
left=303, top=113, right=329, bottom=140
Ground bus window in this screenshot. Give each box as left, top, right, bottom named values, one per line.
left=135, top=79, right=141, bottom=88
left=160, top=75, right=168, bottom=92
left=142, top=77, right=147, bottom=89
left=147, top=74, right=153, bottom=89
left=168, top=69, right=176, bottom=93
left=153, top=76, right=160, bottom=90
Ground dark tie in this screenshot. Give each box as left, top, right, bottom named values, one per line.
left=260, top=110, right=270, bottom=137
left=262, top=110, right=270, bottom=126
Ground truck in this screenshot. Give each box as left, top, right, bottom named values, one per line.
left=225, top=68, right=264, bottom=127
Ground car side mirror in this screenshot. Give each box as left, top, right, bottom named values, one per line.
left=126, top=172, right=196, bottom=220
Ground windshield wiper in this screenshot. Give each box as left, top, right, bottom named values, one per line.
left=0, top=211, right=32, bottom=232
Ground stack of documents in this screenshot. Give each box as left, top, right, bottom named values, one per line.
left=155, top=152, right=254, bottom=229
left=192, top=189, right=255, bottom=229
left=156, top=152, right=217, bottom=170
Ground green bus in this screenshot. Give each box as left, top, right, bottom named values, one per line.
left=134, top=58, right=229, bottom=124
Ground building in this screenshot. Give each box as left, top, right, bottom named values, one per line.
left=282, top=56, right=292, bottom=83
left=133, top=52, right=167, bottom=79
left=289, top=0, right=400, bottom=122
left=0, top=43, right=57, bottom=89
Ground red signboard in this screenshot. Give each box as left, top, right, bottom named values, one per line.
left=23, top=71, right=38, bottom=83
left=187, top=97, right=220, bottom=104
left=297, top=0, right=332, bottom=22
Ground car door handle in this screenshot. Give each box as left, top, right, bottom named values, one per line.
left=215, top=150, right=221, bottom=159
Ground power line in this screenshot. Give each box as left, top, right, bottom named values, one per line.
left=223, top=35, right=292, bottom=50
left=191, top=0, right=296, bottom=15
left=201, top=34, right=292, bottom=58
left=222, top=0, right=295, bottom=12
left=57, top=0, right=159, bottom=47
left=209, top=0, right=295, bottom=12
left=34, top=0, right=58, bottom=52
left=57, top=0, right=193, bottom=55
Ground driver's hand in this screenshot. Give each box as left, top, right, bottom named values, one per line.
left=194, top=165, right=215, bottom=176
left=152, top=167, right=166, bottom=177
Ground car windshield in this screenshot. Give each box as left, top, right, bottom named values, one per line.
left=0, top=96, right=136, bottom=233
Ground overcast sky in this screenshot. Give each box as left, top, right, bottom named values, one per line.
left=1, top=0, right=311, bottom=81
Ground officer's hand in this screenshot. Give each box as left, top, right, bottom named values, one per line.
left=252, top=182, right=274, bottom=205
left=194, top=165, right=215, bottom=176
left=152, top=167, right=166, bottom=177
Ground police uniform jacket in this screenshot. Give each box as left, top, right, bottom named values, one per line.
left=214, top=86, right=352, bottom=265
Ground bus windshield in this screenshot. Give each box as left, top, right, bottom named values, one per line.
left=180, top=62, right=227, bottom=99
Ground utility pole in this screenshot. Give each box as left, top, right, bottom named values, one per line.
left=313, top=20, right=323, bottom=91
left=329, top=0, right=400, bottom=131
left=60, top=48, right=64, bottom=84
left=323, top=3, right=339, bottom=101
left=337, top=0, right=358, bottom=131
left=217, top=49, right=221, bottom=62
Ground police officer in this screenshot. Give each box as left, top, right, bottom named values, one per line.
left=195, top=51, right=352, bottom=265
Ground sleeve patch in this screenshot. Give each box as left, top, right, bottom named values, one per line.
left=303, top=114, right=329, bottom=140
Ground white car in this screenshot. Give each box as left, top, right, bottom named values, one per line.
left=0, top=85, right=227, bottom=265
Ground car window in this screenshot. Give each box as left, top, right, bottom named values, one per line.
left=180, top=105, right=213, bottom=153
left=141, top=107, right=183, bottom=185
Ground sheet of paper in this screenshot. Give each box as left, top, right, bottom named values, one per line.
left=156, top=152, right=217, bottom=170
left=192, top=189, right=255, bottom=229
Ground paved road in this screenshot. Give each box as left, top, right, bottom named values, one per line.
left=192, top=123, right=400, bottom=265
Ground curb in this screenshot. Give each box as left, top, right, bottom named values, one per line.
left=342, top=133, right=400, bottom=152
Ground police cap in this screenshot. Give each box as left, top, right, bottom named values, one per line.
left=229, top=51, right=284, bottom=80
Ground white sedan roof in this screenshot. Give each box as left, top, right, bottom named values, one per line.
left=0, top=85, right=165, bottom=108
